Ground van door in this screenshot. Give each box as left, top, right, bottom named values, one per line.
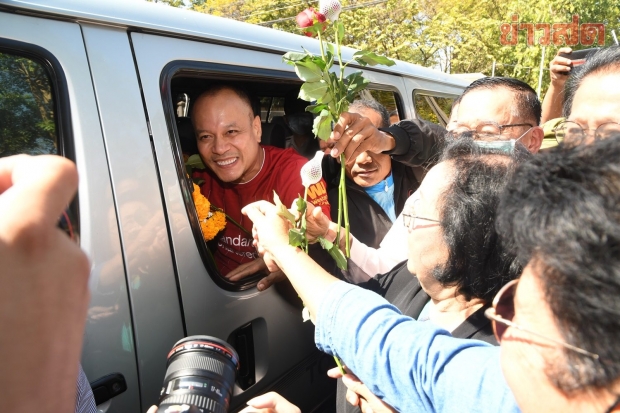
left=0, top=12, right=141, bottom=413
left=130, top=33, right=337, bottom=411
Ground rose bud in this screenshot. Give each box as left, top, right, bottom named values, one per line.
left=296, top=8, right=314, bottom=28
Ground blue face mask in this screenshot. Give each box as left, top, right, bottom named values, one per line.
left=474, top=139, right=516, bottom=153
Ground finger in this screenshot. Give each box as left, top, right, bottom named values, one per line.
left=550, top=64, right=571, bottom=72
left=358, top=397, right=374, bottom=413
left=558, top=47, right=572, bottom=55
left=0, top=155, right=78, bottom=232
left=330, top=112, right=362, bottom=157
left=343, top=123, right=382, bottom=163
left=146, top=406, right=158, bottom=413
left=242, top=200, right=274, bottom=222
left=246, top=392, right=280, bottom=409
left=327, top=366, right=344, bottom=378
left=257, top=270, right=285, bottom=291
left=346, top=388, right=361, bottom=407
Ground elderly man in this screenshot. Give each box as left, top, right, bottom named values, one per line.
left=191, top=84, right=330, bottom=283
left=557, top=46, right=620, bottom=145
left=448, top=77, right=544, bottom=153
left=327, top=100, right=424, bottom=249
left=243, top=135, right=620, bottom=413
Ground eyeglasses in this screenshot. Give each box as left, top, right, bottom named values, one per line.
left=484, top=279, right=599, bottom=359
left=447, top=121, right=534, bottom=141
left=402, top=197, right=440, bottom=231
left=553, top=121, right=620, bottom=144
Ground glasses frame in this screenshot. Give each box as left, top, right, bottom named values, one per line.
left=484, top=279, right=600, bottom=360
left=553, top=120, right=620, bottom=144
left=402, top=213, right=440, bottom=231
left=448, top=121, right=534, bottom=141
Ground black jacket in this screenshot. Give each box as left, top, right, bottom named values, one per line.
left=336, top=261, right=496, bottom=413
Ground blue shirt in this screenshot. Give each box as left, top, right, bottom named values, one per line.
left=363, top=173, right=396, bottom=222
left=315, top=281, right=520, bottom=413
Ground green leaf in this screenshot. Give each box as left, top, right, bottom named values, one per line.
left=313, top=113, right=333, bottom=141
left=273, top=191, right=296, bottom=225
left=318, top=236, right=347, bottom=270
left=352, top=50, right=396, bottom=67
left=294, top=60, right=323, bottom=82
left=305, top=104, right=328, bottom=114
left=326, top=42, right=335, bottom=55
left=345, top=71, right=370, bottom=97
left=289, top=228, right=306, bottom=248
left=295, top=196, right=307, bottom=213
left=283, top=51, right=309, bottom=64
left=299, top=81, right=329, bottom=102
left=186, top=154, right=206, bottom=169
left=337, top=22, right=345, bottom=43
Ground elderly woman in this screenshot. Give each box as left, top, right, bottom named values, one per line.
left=243, top=136, right=620, bottom=412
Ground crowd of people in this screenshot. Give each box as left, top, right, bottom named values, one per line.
left=3, top=46, right=620, bottom=413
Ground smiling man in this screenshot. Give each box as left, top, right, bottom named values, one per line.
left=191, top=84, right=330, bottom=280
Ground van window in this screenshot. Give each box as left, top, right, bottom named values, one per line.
left=359, top=89, right=402, bottom=125
left=0, top=51, right=58, bottom=157
left=413, top=92, right=456, bottom=127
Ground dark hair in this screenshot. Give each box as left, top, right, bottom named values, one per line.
left=496, top=136, right=620, bottom=392
left=462, top=77, right=542, bottom=125
left=349, top=99, right=390, bottom=128
left=193, top=83, right=261, bottom=118
left=432, top=138, right=530, bottom=302
left=563, top=46, right=620, bottom=118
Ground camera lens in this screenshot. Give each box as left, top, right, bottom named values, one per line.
left=158, top=335, right=239, bottom=413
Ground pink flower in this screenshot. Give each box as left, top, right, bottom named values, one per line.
left=296, top=8, right=327, bottom=37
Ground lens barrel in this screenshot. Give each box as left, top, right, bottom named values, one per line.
left=158, top=335, right=239, bottom=413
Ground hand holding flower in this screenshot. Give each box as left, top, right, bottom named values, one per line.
left=328, top=112, right=396, bottom=161
left=328, top=368, right=397, bottom=413
left=243, top=201, right=294, bottom=270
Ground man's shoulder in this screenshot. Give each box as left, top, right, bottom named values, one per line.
left=264, top=145, right=307, bottom=170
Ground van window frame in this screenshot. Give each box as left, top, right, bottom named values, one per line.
left=412, top=89, right=459, bottom=126
left=160, top=60, right=300, bottom=291
left=0, top=37, right=79, bottom=232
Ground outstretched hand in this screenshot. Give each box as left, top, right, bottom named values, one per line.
left=0, top=155, right=91, bottom=413
left=239, top=392, right=301, bottom=413
left=303, top=202, right=333, bottom=243
left=243, top=200, right=293, bottom=271
left=549, top=47, right=573, bottom=87
left=327, top=112, right=395, bottom=163
left=328, top=367, right=397, bottom=413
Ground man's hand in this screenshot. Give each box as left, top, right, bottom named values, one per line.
left=0, top=155, right=91, bottom=413
left=549, top=47, right=573, bottom=87
left=302, top=202, right=332, bottom=243
left=239, top=392, right=301, bottom=413
left=328, top=367, right=397, bottom=413
left=225, top=258, right=286, bottom=291
left=328, top=112, right=396, bottom=162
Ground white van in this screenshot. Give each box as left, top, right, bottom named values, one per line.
left=0, top=1, right=469, bottom=411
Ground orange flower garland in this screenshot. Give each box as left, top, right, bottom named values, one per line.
left=192, top=182, right=226, bottom=241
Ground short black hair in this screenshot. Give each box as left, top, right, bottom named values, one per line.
left=431, top=137, right=531, bottom=302
left=193, top=83, right=261, bottom=119
left=496, top=135, right=620, bottom=391
left=563, top=46, right=620, bottom=118
left=462, top=77, right=542, bottom=125
left=349, top=99, right=390, bottom=128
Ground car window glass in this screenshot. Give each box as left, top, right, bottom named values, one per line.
left=0, top=51, right=58, bottom=157
left=413, top=92, right=455, bottom=126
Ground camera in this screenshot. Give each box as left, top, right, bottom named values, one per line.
left=158, top=336, right=239, bottom=413
left=559, top=48, right=600, bottom=75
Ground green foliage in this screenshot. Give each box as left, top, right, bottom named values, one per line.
left=168, top=0, right=620, bottom=98
left=0, top=53, right=57, bottom=157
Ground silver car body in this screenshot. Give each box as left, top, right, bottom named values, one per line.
left=0, top=1, right=469, bottom=412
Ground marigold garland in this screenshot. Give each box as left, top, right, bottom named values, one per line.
left=192, top=182, right=226, bottom=241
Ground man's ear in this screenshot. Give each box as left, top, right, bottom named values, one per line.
left=528, top=126, right=544, bottom=154
left=253, top=116, right=262, bottom=143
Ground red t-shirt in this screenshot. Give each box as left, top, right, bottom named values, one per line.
left=193, top=146, right=330, bottom=276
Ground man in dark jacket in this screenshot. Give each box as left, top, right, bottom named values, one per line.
left=325, top=100, right=446, bottom=249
